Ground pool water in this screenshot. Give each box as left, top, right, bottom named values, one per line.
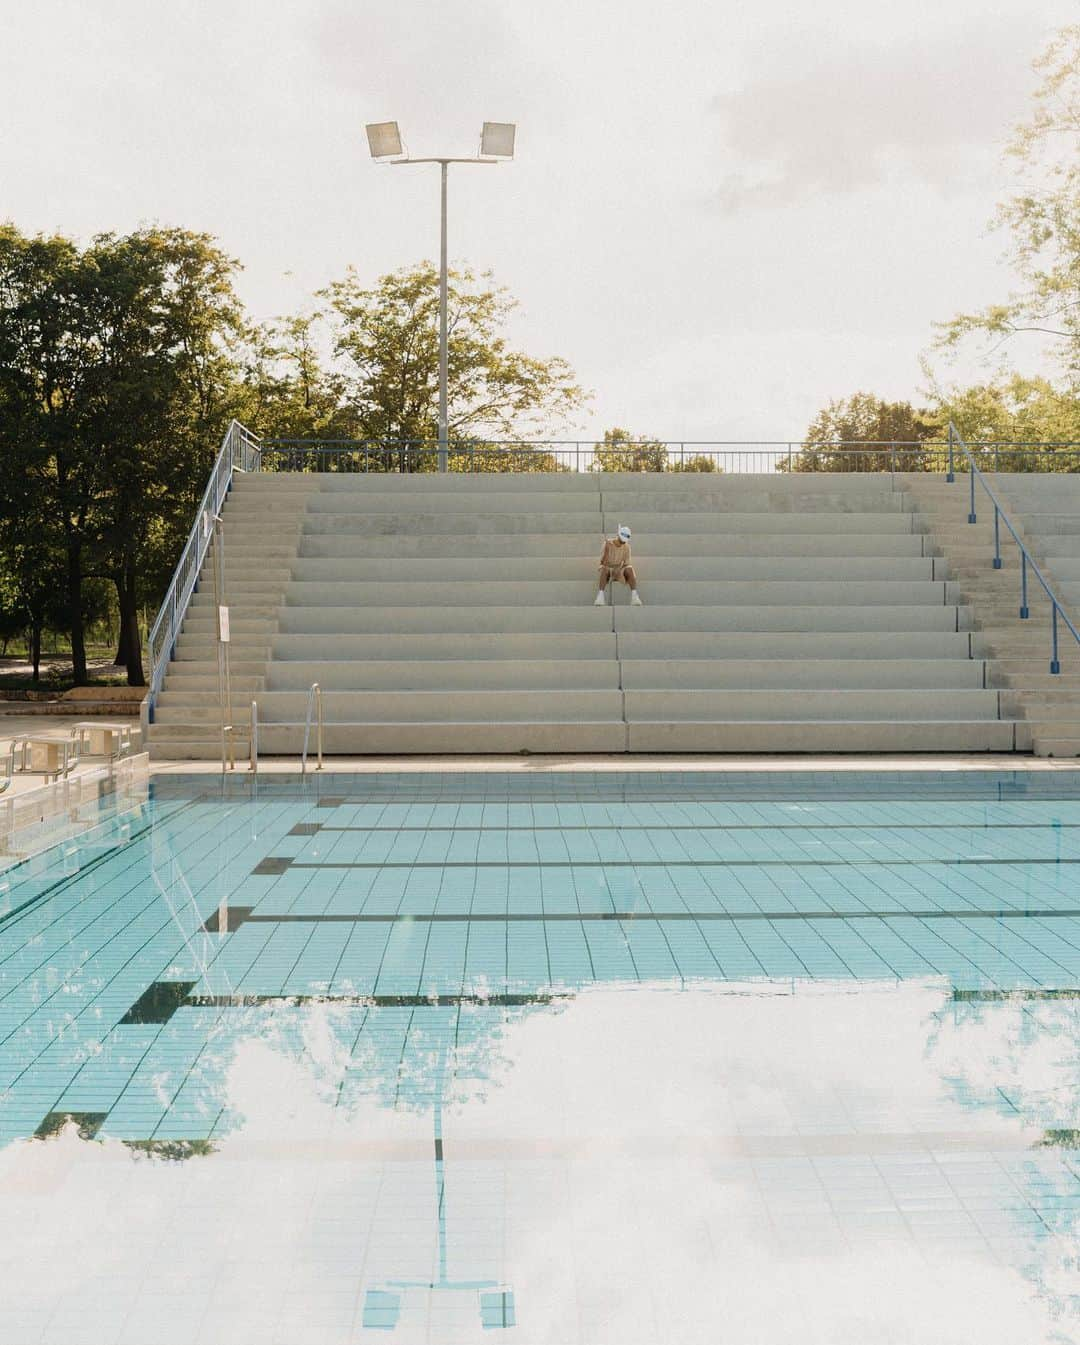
left=0, top=771, right=1078, bottom=1343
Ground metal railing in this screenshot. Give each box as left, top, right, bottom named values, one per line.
left=259, top=437, right=1080, bottom=476
left=949, top=422, right=1080, bottom=674
left=250, top=700, right=259, bottom=775
left=145, top=420, right=262, bottom=723
left=301, top=683, right=323, bottom=775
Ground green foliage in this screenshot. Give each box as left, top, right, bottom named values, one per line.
left=669, top=454, right=720, bottom=472
left=934, top=25, right=1080, bottom=387
left=931, top=374, right=1080, bottom=443
left=446, top=443, right=569, bottom=472
left=591, top=427, right=669, bottom=472
left=786, top=393, right=941, bottom=472
left=241, top=313, right=355, bottom=441
left=0, top=223, right=247, bottom=683
left=320, top=263, right=587, bottom=448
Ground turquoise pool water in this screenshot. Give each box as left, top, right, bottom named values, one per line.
left=0, top=771, right=1078, bottom=1343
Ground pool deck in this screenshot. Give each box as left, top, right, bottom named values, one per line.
left=151, top=752, right=1080, bottom=775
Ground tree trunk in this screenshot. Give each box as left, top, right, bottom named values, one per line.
left=115, top=560, right=145, bottom=687
left=31, top=623, right=41, bottom=685
left=66, top=543, right=87, bottom=685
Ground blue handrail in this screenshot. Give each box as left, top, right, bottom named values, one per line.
left=949, top=421, right=1080, bottom=675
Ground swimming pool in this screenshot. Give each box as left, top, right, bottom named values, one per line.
left=1, top=770, right=1078, bottom=1342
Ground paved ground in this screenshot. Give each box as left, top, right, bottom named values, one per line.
left=0, top=654, right=123, bottom=684
left=149, top=752, right=1080, bottom=776
left=1, top=716, right=142, bottom=795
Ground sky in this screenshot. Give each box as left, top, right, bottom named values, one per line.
left=0, top=0, right=1073, bottom=442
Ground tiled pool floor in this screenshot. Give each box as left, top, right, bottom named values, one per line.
left=0, top=771, right=1078, bottom=1342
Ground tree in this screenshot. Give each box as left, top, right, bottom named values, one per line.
left=81, top=228, right=247, bottom=683
left=591, top=427, right=669, bottom=472
left=669, top=454, right=720, bottom=472
left=0, top=224, right=247, bottom=685
left=241, top=313, right=356, bottom=443
left=785, top=393, right=940, bottom=472
left=935, top=25, right=1080, bottom=387
left=0, top=226, right=105, bottom=683
left=320, top=263, right=587, bottom=466
left=923, top=373, right=1080, bottom=468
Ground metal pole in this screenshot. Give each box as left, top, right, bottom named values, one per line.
left=439, top=161, right=449, bottom=474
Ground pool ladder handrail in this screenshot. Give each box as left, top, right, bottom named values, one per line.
left=301, top=683, right=323, bottom=774
left=250, top=699, right=259, bottom=774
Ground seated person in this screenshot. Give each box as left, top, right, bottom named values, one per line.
left=594, top=524, right=642, bottom=606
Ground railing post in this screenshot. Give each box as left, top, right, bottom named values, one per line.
left=1051, top=603, right=1061, bottom=675
left=992, top=507, right=1002, bottom=569
left=946, top=426, right=955, bottom=483
left=1020, top=552, right=1029, bottom=619
left=968, top=464, right=977, bottom=524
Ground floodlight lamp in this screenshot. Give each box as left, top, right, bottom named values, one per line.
left=366, top=121, right=403, bottom=159
left=480, top=122, right=515, bottom=158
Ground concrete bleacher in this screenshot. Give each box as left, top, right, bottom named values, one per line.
left=147, top=472, right=1021, bottom=757
left=901, top=472, right=1080, bottom=757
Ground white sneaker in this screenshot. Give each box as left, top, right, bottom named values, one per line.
left=593, top=590, right=606, bottom=606
left=630, top=591, right=643, bottom=606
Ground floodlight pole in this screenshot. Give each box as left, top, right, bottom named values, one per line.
left=391, top=157, right=499, bottom=472
left=440, top=162, right=448, bottom=475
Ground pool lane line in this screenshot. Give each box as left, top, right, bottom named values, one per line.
left=265, top=857, right=1080, bottom=870
left=224, top=908, right=1080, bottom=924
left=306, top=822, right=1080, bottom=832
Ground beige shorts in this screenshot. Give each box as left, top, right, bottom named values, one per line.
left=599, top=564, right=631, bottom=582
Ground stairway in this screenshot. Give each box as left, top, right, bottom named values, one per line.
left=146, top=471, right=1020, bottom=758
left=901, top=472, right=1080, bottom=757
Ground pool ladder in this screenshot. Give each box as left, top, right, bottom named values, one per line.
left=245, top=683, right=322, bottom=776
left=301, top=682, right=323, bottom=775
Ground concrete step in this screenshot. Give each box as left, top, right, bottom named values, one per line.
left=295, top=512, right=918, bottom=537
left=252, top=659, right=623, bottom=692
left=625, top=721, right=1018, bottom=753
left=616, top=631, right=973, bottom=659
left=1032, top=733, right=1080, bottom=757
left=272, top=604, right=968, bottom=635
left=245, top=720, right=1017, bottom=755
left=600, top=511, right=916, bottom=534
left=161, top=674, right=265, bottom=693
left=263, top=631, right=971, bottom=663
left=622, top=688, right=1001, bottom=723
left=618, top=659, right=985, bottom=690
left=281, top=556, right=940, bottom=583
left=296, top=532, right=929, bottom=560
left=300, top=490, right=909, bottom=516
left=189, top=595, right=285, bottom=611
left=271, top=632, right=617, bottom=661
left=180, top=616, right=277, bottom=632
left=153, top=688, right=626, bottom=725
left=173, top=639, right=270, bottom=657
left=278, top=579, right=956, bottom=608
left=151, top=686, right=1003, bottom=725
left=234, top=472, right=597, bottom=493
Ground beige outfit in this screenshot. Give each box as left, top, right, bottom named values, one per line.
left=599, top=538, right=632, bottom=580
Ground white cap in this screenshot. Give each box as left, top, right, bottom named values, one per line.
left=617, top=525, right=631, bottom=541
